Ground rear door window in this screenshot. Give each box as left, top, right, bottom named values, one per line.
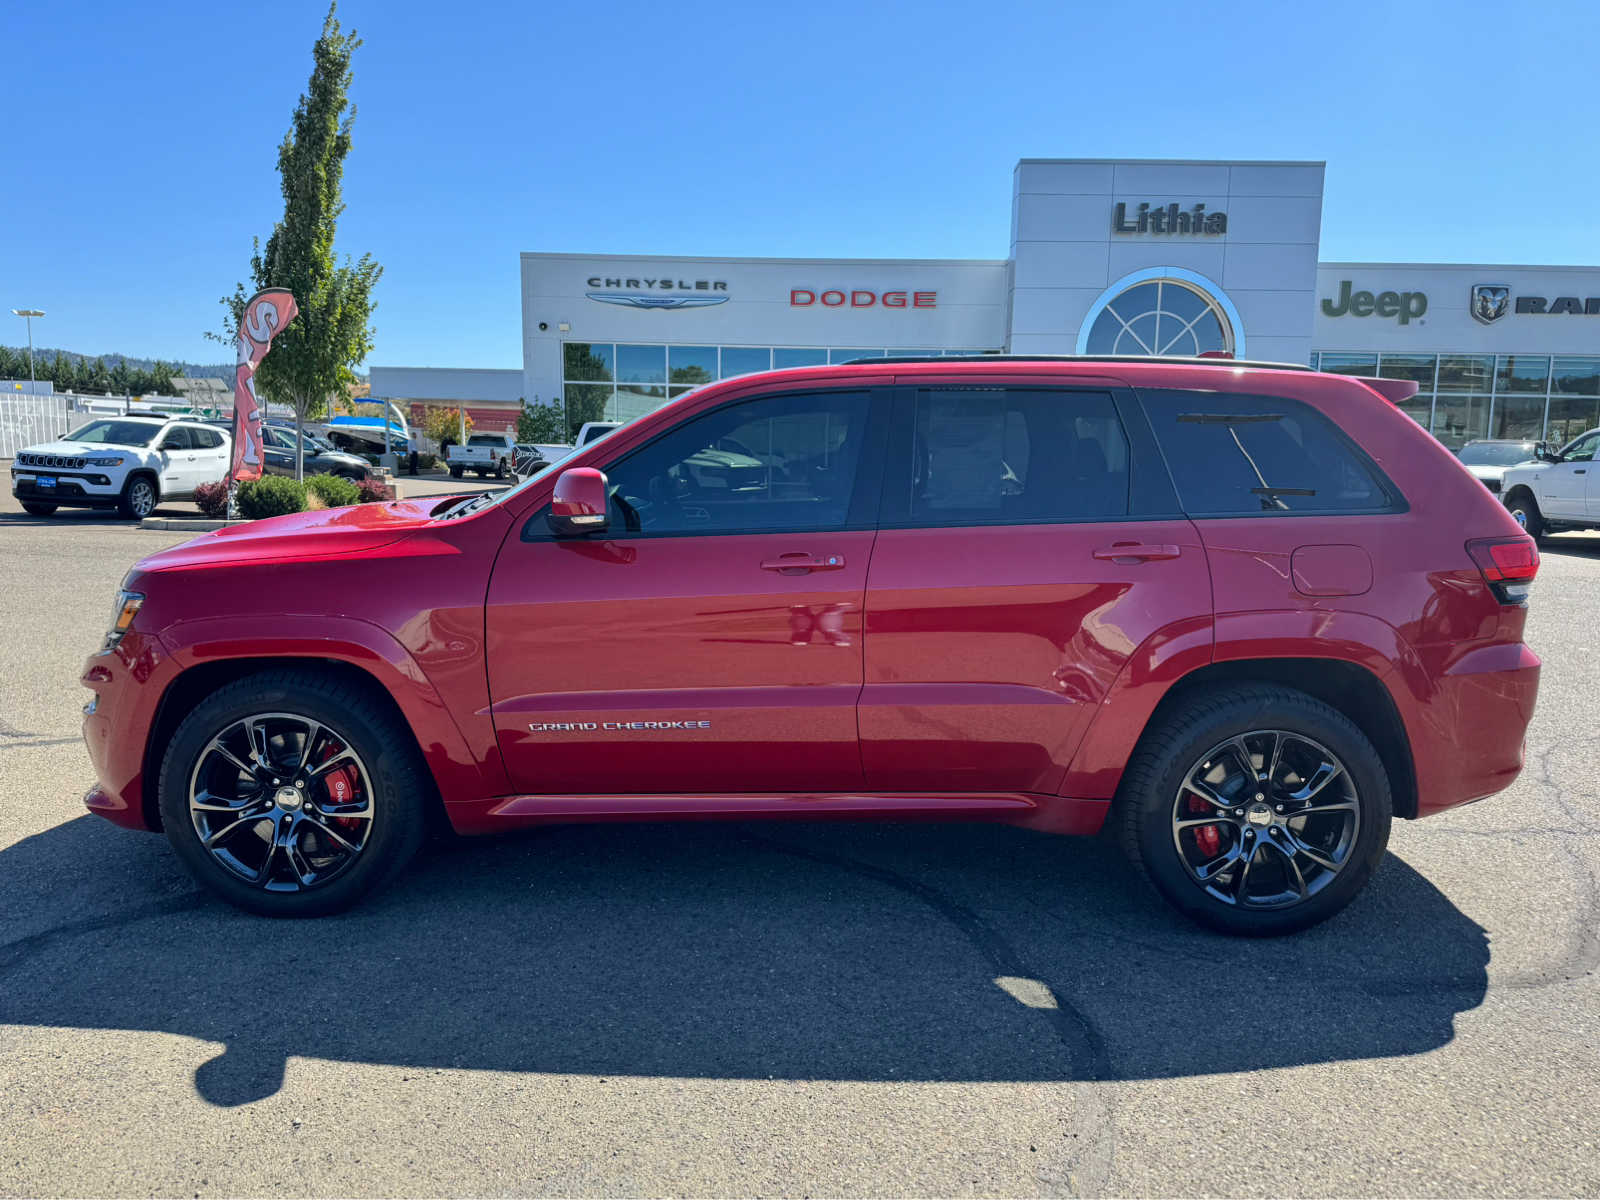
left=1140, top=390, right=1398, bottom=516
left=905, top=388, right=1129, bottom=525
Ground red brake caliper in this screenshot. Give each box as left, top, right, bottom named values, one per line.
left=1188, top=794, right=1222, bottom=857
left=319, top=754, right=362, bottom=836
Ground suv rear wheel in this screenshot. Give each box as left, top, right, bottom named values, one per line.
left=1116, top=685, right=1392, bottom=936
left=157, top=670, right=429, bottom=916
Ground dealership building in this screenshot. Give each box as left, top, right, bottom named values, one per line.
left=370, top=158, right=1600, bottom=450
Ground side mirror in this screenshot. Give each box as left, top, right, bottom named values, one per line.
left=1538, top=443, right=1562, bottom=463
left=547, top=467, right=609, bottom=536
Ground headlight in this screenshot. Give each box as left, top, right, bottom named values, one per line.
left=100, top=589, right=144, bottom=654
left=85, top=455, right=125, bottom=467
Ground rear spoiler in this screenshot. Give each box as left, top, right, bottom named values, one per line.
left=1355, top=376, right=1419, bottom=405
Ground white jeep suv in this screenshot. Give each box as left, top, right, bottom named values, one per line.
left=10, top=415, right=231, bottom=519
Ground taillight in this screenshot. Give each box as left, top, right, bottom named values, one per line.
left=1466, top=536, right=1539, bottom=605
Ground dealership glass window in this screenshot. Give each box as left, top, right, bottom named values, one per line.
left=1432, top=394, right=1491, bottom=450
left=563, top=342, right=614, bottom=381
left=669, top=346, right=718, bottom=389
left=616, top=344, right=667, bottom=384
left=1315, top=353, right=1378, bottom=377
left=1495, top=354, right=1549, bottom=393
left=1546, top=395, right=1600, bottom=448
left=1547, top=357, right=1600, bottom=446
left=1490, top=392, right=1548, bottom=441
left=1436, top=355, right=1495, bottom=393
left=829, top=348, right=885, bottom=363
left=1377, top=353, right=1436, bottom=390
left=1552, top=356, right=1600, bottom=396
left=720, top=347, right=772, bottom=378
left=1086, top=279, right=1231, bottom=357
left=774, top=348, right=828, bottom=369
left=563, top=382, right=613, bottom=429
left=1395, top=392, right=1435, bottom=431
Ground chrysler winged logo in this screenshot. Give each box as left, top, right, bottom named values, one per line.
left=1471, top=284, right=1511, bottom=325
left=585, top=292, right=730, bottom=310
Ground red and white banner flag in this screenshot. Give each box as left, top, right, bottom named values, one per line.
left=230, top=288, right=298, bottom=482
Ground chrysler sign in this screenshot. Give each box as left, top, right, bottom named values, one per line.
left=585, top=275, right=730, bottom=310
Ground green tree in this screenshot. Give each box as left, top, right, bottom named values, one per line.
left=419, top=405, right=472, bottom=451
left=516, top=401, right=566, bottom=444
left=217, top=3, right=382, bottom=478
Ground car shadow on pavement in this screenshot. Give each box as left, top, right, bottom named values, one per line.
left=0, top=815, right=1488, bottom=1107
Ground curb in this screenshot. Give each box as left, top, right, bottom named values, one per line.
left=140, top=517, right=248, bottom=531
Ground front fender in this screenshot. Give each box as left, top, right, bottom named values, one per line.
left=158, top=613, right=506, bottom=805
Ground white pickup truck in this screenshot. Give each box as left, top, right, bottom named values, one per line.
left=1500, top=428, right=1600, bottom=538
left=446, top=433, right=517, bottom=479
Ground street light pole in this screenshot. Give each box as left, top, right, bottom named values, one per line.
left=11, top=309, right=45, bottom=385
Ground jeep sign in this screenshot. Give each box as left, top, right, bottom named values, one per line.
left=1321, top=281, right=1428, bottom=325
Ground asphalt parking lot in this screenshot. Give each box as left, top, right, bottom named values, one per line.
left=1, top=482, right=1596, bottom=1198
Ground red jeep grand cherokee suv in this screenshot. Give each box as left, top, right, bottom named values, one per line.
left=80, top=356, right=1541, bottom=934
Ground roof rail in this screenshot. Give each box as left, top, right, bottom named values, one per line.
left=848, top=353, right=1315, bottom=372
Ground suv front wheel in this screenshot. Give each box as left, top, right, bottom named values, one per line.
left=1116, top=685, right=1392, bottom=936
left=118, top=474, right=158, bottom=520
left=158, top=670, right=429, bottom=916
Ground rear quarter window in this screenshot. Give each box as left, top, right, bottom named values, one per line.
left=1139, top=389, right=1401, bottom=516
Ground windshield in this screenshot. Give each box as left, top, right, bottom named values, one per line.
left=1458, top=443, right=1535, bottom=466
left=63, top=419, right=163, bottom=447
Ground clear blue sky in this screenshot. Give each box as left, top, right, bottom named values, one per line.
left=5, top=0, right=1597, bottom=370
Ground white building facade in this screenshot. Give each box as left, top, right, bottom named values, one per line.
left=374, top=159, right=1600, bottom=451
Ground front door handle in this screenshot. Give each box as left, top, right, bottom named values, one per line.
left=761, top=552, right=846, bottom=574
left=1576, top=468, right=1587, bottom=475
left=1093, top=543, right=1181, bottom=563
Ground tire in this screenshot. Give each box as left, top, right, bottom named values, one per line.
left=117, top=474, right=158, bottom=520
left=1115, top=684, right=1392, bottom=937
left=449, top=465, right=463, bottom=479
left=1504, top=490, right=1545, bottom=539
left=495, top=458, right=507, bottom=479
left=157, top=669, right=430, bottom=917
left=20, top=501, right=57, bottom=516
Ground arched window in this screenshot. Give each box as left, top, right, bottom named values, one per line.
left=1083, top=277, right=1235, bottom=357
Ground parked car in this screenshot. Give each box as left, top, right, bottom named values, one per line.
left=81, top=355, right=1540, bottom=934
left=11, top=414, right=229, bottom=519
left=511, top=442, right=572, bottom=478
left=1500, top=429, right=1600, bottom=538
left=261, top=425, right=374, bottom=480
left=447, top=432, right=516, bottom=479
left=1456, top=439, right=1539, bottom=495
left=574, top=420, right=622, bottom=448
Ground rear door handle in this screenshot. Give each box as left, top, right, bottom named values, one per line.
left=1576, top=469, right=1587, bottom=475
left=1093, top=543, right=1181, bottom=562
left=761, top=553, right=846, bottom=574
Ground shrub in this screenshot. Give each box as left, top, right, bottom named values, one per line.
left=355, top=476, right=391, bottom=503
left=236, top=475, right=307, bottom=519
left=414, top=451, right=437, bottom=471
left=305, top=473, right=361, bottom=509
left=193, top=480, right=230, bottom=519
